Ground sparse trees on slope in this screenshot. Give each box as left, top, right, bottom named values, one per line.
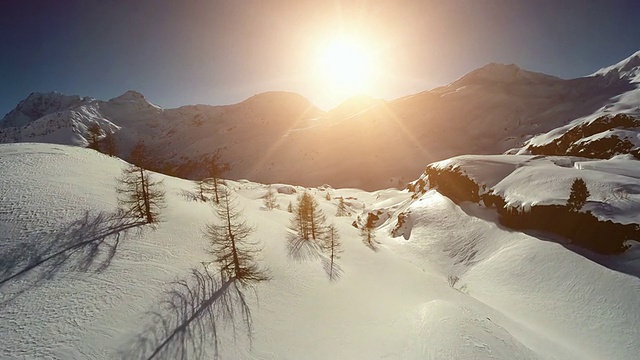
left=263, top=186, right=279, bottom=210
left=204, top=151, right=231, bottom=204
left=117, top=141, right=165, bottom=224
left=567, top=178, right=590, bottom=212
left=205, top=187, right=270, bottom=285
left=86, top=123, right=102, bottom=150
left=323, top=224, right=342, bottom=281
left=336, top=198, right=349, bottom=217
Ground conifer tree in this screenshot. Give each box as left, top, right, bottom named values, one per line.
left=323, top=224, right=342, bottom=281
left=287, top=201, right=293, bottom=213
left=360, top=213, right=377, bottom=249
left=101, top=131, right=118, bottom=157
left=117, top=141, right=165, bottom=224
left=263, top=186, right=278, bottom=210
left=204, top=151, right=231, bottom=204
left=289, top=192, right=327, bottom=241
left=194, top=178, right=216, bottom=202
left=86, top=123, right=102, bottom=150
left=205, top=188, right=270, bottom=285
left=336, top=198, right=349, bottom=217
left=567, top=178, right=590, bottom=211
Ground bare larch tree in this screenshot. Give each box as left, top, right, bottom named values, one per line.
left=117, top=141, right=165, bottom=224
left=290, top=192, right=326, bottom=242
left=86, top=123, right=102, bottom=150
left=335, top=197, right=349, bottom=217
left=205, top=187, right=270, bottom=285
left=204, top=151, right=231, bottom=204
left=323, top=224, right=342, bottom=281
left=263, top=186, right=278, bottom=210
left=360, top=213, right=377, bottom=249
left=194, top=178, right=216, bottom=202
left=101, top=131, right=118, bottom=157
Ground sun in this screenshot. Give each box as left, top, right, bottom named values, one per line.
left=316, top=36, right=375, bottom=96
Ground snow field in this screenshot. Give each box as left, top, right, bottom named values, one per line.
left=1, top=143, right=639, bottom=359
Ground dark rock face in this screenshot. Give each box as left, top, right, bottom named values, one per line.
left=529, top=114, right=640, bottom=159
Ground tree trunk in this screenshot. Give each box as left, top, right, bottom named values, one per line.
left=214, top=178, right=219, bottom=204
left=225, top=196, right=241, bottom=278
left=140, top=167, right=152, bottom=223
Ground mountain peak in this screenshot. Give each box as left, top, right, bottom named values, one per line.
left=592, top=50, right=640, bottom=82
left=109, top=90, right=147, bottom=102
left=107, top=90, right=163, bottom=110
left=242, top=91, right=312, bottom=104
left=454, top=63, right=561, bottom=86
left=1, top=91, right=83, bottom=128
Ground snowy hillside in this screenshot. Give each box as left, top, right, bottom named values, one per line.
left=3, top=51, right=640, bottom=190
left=410, top=154, right=640, bottom=253
left=1, top=143, right=639, bottom=359
left=519, top=52, right=640, bottom=158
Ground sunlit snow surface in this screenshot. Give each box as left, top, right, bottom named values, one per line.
left=0, top=144, right=639, bottom=359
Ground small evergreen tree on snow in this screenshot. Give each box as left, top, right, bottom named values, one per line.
left=205, top=187, right=270, bottom=285
left=336, top=198, right=349, bottom=217
left=325, top=192, right=331, bottom=201
left=567, top=178, right=590, bottom=212
left=204, top=150, right=231, bottom=204
left=323, top=224, right=342, bottom=281
left=263, top=186, right=279, bottom=210
left=287, top=201, right=293, bottom=213
left=117, top=141, right=165, bottom=224
left=86, top=123, right=102, bottom=150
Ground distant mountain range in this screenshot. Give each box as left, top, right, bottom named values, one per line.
left=2, top=51, right=639, bottom=190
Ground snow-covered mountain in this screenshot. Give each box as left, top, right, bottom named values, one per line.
left=516, top=52, right=640, bottom=159
left=2, top=51, right=640, bottom=190
left=1, top=143, right=638, bottom=359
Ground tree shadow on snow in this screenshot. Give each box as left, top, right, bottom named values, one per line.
left=320, top=255, right=344, bottom=282
left=121, top=266, right=255, bottom=360
left=0, top=210, right=145, bottom=306
left=286, top=232, right=322, bottom=261
left=523, top=230, right=640, bottom=280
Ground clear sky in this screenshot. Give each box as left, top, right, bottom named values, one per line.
left=1, top=0, right=640, bottom=117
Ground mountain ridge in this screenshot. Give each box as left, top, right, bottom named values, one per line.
left=1, top=50, right=639, bottom=190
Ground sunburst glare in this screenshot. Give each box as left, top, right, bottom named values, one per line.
left=316, top=35, right=377, bottom=98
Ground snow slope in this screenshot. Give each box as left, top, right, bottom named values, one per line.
left=1, top=143, right=638, bottom=359
left=3, top=51, right=640, bottom=190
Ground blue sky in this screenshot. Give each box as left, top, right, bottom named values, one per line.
left=1, top=0, right=640, bottom=117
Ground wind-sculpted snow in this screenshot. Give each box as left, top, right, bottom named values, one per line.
left=388, top=190, right=640, bottom=360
